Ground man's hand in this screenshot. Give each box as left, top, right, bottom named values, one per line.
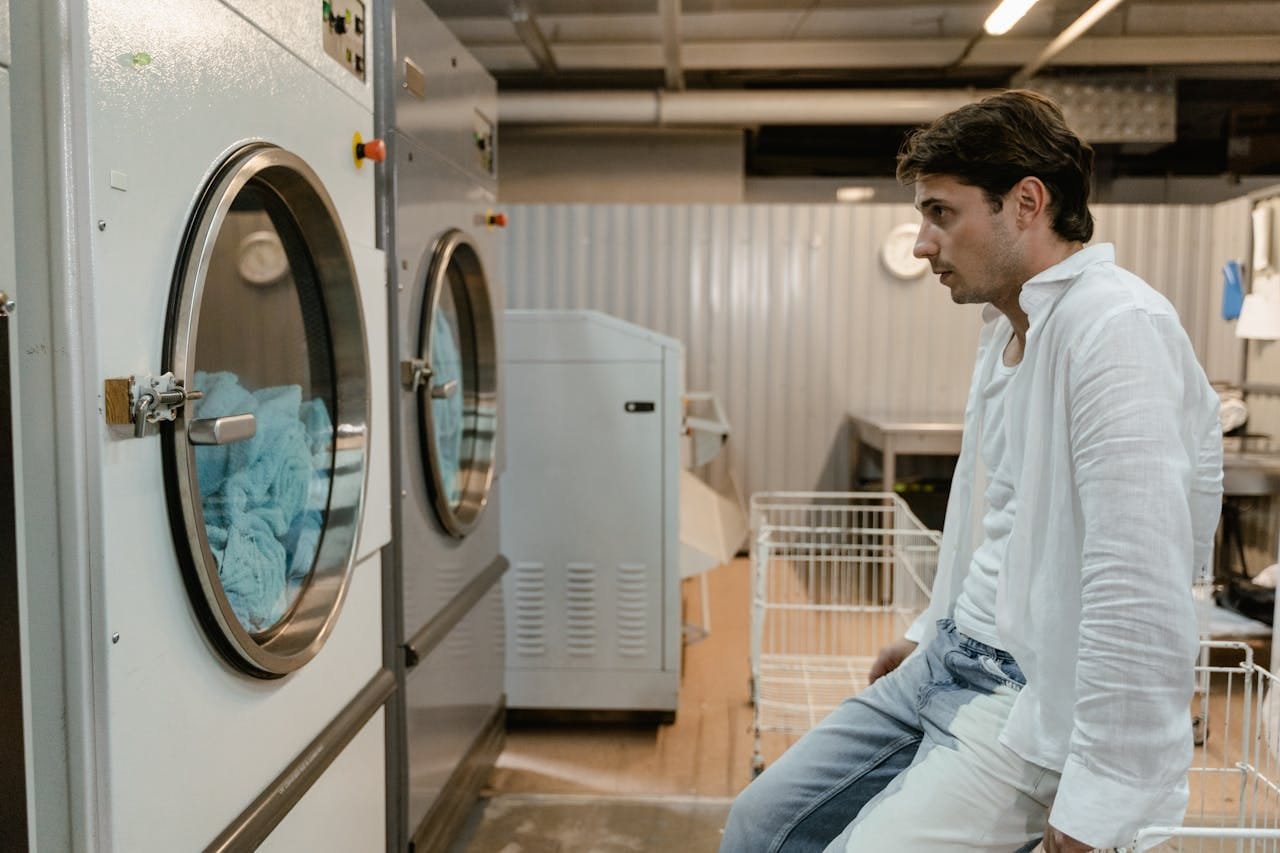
left=1042, top=825, right=1093, bottom=852
left=868, top=639, right=917, bottom=684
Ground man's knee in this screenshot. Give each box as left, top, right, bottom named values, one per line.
left=721, top=776, right=785, bottom=852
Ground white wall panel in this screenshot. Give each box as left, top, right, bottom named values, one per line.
left=1210, top=196, right=1252, bottom=385
left=505, top=202, right=1228, bottom=500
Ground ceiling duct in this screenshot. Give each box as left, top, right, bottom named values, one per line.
left=498, top=77, right=1177, bottom=144
left=498, top=88, right=998, bottom=127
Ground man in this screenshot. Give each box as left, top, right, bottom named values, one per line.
left=720, top=90, right=1223, bottom=852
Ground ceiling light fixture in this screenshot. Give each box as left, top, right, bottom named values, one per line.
left=836, top=186, right=876, bottom=203
left=984, top=0, right=1041, bottom=36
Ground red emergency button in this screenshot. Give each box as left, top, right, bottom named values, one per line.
left=353, top=132, right=386, bottom=169
left=356, top=137, right=386, bottom=162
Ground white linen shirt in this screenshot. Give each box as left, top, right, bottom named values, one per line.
left=905, top=243, right=1224, bottom=849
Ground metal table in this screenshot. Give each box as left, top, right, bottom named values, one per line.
left=1223, top=452, right=1280, bottom=498
left=848, top=411, right=964, bottom=494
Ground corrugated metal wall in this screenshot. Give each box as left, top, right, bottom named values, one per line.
left=503, top=203, right=1237, bottom=500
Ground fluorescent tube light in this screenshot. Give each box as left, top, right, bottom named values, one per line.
left=984, top=0, right=1041, bottom=35
left=836, top=186, right=876, bottom=203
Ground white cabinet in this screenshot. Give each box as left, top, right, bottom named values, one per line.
left=502, top=310, right=682, bottom=716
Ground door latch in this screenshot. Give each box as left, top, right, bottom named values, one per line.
left=401, top=358, right=432, bottom=393
left=104, top=372, right=204, bottom=438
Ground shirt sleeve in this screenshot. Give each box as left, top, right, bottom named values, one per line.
left=1048, top=306, right=1211, bottom=848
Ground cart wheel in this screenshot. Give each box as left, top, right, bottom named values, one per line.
left=1192, top=712, right=1208, bottom=747
left=752, top=754, right=765, bottom=778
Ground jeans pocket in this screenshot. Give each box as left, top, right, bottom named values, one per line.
left=978, top=654, right=1023, bottom=689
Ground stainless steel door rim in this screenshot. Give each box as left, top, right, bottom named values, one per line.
left=163, top=143, right=370, bottom=678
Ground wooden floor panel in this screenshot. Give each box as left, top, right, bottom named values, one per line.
left=485, top=558, right=757, bottom=800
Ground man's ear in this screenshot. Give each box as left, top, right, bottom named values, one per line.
left=1012, top=176, right=1050, bottom=229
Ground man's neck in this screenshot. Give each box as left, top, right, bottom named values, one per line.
left=995, top=238, right=1087, bottom=346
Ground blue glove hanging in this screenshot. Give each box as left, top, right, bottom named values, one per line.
left=1223, top=260, right=1245, bottom=321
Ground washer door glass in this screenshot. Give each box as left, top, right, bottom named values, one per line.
left=416, top=229, right=497, bottom=538
left=164, top=145, right=369, bottom=678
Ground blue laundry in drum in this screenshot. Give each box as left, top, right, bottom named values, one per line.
left=190, top=370, right=333, bottom=632
left=284, top=509, right=324, bottom=585
left=219, top=511, right=289, bottom=632
left=431, top=310, right=464, bottom=506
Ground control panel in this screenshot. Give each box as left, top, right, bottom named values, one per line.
left=322, top=0, right=366, bottom=81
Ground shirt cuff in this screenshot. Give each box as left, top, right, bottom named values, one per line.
left=1050, top=754, right=1186, bottom=850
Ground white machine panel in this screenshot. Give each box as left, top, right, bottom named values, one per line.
left=355, top=241, right=392, bottom=559
left=258, top=709, right=387, bottom=853
left=393, top=0, right=497, bottom=188
left=219, top=0, right=372, bottom=109
left=405, top=582, right=505, bottom=838
left=0, top=0, right=10, bottom=67
left=502, top=311, right=682, bottom=713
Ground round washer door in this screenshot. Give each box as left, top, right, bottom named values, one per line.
left=414, top=229, right=498, bottom=539
left=163, top=144, right=369, bottom=678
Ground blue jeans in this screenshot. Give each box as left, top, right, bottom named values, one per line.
left=721, top=620, right=1059, bottom=853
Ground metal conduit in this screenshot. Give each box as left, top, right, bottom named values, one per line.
left=498, top=87, right=1000, bottom=127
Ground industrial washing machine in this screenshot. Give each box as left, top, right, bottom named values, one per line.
left=375, top=2, right=507, bottom=849
left=12, top=0, right=393, bottom=848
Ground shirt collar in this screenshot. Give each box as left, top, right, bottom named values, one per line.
left=981, top=242, right=1115, bottom=323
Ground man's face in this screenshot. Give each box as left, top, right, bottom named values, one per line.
left=912, top=175, right=1024, bottom=306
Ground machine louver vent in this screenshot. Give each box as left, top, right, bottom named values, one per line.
left=565, top=563, right=597, bottom=656
left=513, top=562, right=546, bottom=657
left=616, top=563, right=648, bottom=658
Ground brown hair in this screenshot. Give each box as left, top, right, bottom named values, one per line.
left=896, top=89, right=1095, bottom=243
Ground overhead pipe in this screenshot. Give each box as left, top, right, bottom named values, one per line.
left=510, top=0, right=558, bottom=74
left=498, top=88, right=1000, bottom=127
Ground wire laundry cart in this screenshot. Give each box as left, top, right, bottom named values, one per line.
left=747, top=496, right=1280, bottom=852
left=1126, top=641, right=1280, bottom=852
left=748, top=491, right=941, bottom=775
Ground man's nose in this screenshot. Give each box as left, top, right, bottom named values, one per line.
left=913, top=227, right=936, bottom=259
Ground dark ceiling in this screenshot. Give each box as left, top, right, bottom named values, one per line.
left=428, top=1, right=1280, bottom=180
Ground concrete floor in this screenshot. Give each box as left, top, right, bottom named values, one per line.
left=449, top=794, right=733, bottom=853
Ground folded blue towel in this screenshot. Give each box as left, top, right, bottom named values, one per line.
left=190, top=370, right=334, bottom=632
left=284, top=509, right=324, bottom=585
left=219, top=511, right=289, bottom=631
